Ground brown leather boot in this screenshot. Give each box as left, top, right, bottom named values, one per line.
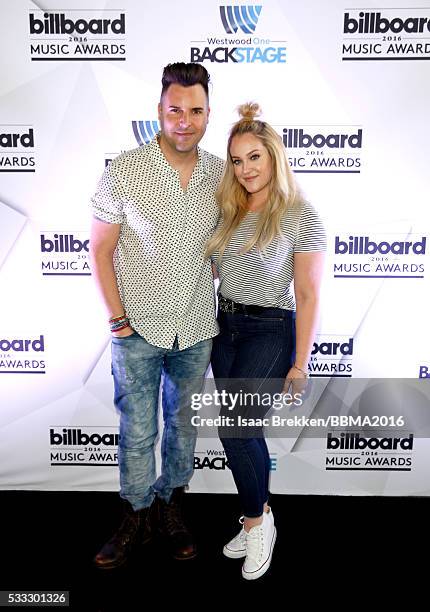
left=156, top=487, right=197, bottom=561
left=93, top=499, right=153, bottom=569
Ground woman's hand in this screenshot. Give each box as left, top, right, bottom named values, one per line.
left=283, top=366, right=308, bottom=399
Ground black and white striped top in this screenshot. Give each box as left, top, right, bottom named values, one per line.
left=212, top=201, right=326, bottom=311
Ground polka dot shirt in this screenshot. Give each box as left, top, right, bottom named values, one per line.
left=91, top=135, right=225, bottom=349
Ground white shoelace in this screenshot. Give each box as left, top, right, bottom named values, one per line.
left=245, top=526, right=264, bottom=561
left=238, top=529, right=246, bottom=544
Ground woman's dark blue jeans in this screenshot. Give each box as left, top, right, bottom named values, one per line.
left=211, top=307, right=295, bottom=518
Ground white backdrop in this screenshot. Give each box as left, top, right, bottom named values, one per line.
left=1, top=0, right=430, bottom=495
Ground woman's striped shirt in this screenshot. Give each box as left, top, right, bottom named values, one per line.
left=212, top=201, right=326, bottom=311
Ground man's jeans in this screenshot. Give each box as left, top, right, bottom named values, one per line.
left=111, top=333, right=212, bottom=511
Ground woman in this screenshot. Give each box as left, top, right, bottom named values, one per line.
left=206, top=103, right=326, bottom=580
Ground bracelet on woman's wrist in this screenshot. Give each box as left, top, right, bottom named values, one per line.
left=292, top=363, right=309, bottom=378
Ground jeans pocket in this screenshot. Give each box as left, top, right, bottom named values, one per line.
left=111, top=331, right=138, bottom=343
left=111, top=333, right=140, bottom=387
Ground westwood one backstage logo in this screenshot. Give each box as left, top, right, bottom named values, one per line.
left=194, top=449, right=277, bottom=471
left=190, top=5, right=286, bottom=63
left=342, top=8, right=430, bottom=60
left=29, top=9, right=126, bottom=61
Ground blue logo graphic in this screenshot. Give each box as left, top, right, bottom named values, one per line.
left=419, top=366, right=430, bottom=379
left=220, top=5, right=262, bottom=34
left=269, top=455, right=277, bottom=471
left=132, top=120, right=160, bottom=146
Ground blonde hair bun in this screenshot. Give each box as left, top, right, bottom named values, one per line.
left=237, top=102, right=262, bottom=121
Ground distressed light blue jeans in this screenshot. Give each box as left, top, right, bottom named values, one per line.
left=111, top=333, right=212, bottom=511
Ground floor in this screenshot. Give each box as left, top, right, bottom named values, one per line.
left=1, top=490, right=426, bottom=610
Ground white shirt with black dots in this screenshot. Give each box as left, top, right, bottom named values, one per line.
left=91, top=136, right=225, bottom=350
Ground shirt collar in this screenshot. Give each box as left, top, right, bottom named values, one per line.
left=147, top=133, right=209, bottom=177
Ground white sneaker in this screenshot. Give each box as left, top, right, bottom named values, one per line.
left=223, top=516, right=247, bottom=559
left=242, top=509, right=276, bottom=581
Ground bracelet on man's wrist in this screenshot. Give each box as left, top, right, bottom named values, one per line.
left=109, top=314, right=130, bottom=332
left=111, top=323, right=130, bottom=333
left=292, top=363, right=309, bottom=378
left=109, top=314, right=126, bottom=323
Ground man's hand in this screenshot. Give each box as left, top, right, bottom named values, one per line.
left=111, top=326, right=135, bottom=338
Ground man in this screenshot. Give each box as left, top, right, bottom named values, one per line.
left=90, top=63, right=224, bottom=569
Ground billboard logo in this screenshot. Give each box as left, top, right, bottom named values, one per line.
left=0, top=125, right=36, bottom=172
left=344, top=12, right=430, bottom=34
left=335, top=236, right=426, bottom=256
left=29, top=9, right=127, bottom=61
left=312, top=338, right=353, bottom=357
left=309, top=335, right=354, bottom=377
left=0, top=335, right=46, bottom=374
left=342, top=9, right=430, bottom=60
left=283, top=129, right=362, bottom=149
left=29, top=12, right=125, bottom=35
left=325, top=432, right=414, bottom=471
left=219, top=5, right=262, bottom=34
left=49, top=426, right=119, bottom=466
left=280, top=125, right=363, bottom=174
left=0, top=129, right=34, bottom=148
left=50, top=428, right=119, bottom=446
left=0, top=335, right=44, bottom=352
left=327, top=432, right=413, bottom=451
left=132, top=120, right=160, bottom=146
left=41, top=234, right=89, bottom=253
left=332, top=233, right=426, bottom=279
left=40, top=231, right=91, bottom=276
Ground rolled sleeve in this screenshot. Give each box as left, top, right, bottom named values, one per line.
left=90, top=161, right=126, bottom=224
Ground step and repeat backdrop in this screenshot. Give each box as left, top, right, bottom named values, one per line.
left=1, top=0, right=430, bottom=495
